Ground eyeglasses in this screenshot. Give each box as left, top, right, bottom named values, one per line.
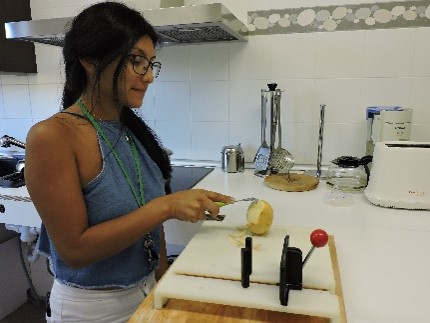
left=128, top=54, right=162, bottom=78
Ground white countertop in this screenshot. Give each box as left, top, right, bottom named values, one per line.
left=166, top=168, right=430, bottom=323
left=3, top=167, right=430, bottom=322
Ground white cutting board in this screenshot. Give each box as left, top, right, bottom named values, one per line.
left=171, top=221, right=335, bottom=293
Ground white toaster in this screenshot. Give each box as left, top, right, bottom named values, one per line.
left=364, top=141, right=430, bottom=210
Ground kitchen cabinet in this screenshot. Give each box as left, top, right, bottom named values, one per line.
left=0, top=0, right=37, bottom=74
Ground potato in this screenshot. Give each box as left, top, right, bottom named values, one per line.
left=246, top=199, right=273, bottom=235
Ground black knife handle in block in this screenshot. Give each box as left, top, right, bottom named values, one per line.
left=279, top=235, right=303, bottom=306
left=245, top=236, right=253, bottom=274
left=241, top=247, right=250, bottom=288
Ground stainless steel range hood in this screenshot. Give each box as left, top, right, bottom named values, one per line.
left=4, top=3, right=247, bottom=47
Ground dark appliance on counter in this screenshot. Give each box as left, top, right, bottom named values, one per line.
left=0, top=156, right=18, bottom=177
left=0, top=135, right=26, bottom=188
left=169, top=165, right=214, bottom=192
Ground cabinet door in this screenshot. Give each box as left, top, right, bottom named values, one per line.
left=0, top=199, right=41, bottom=228
left=0, top=0, right=37, bottom=74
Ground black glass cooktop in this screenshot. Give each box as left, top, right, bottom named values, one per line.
left=170, top=165, right=214, bottom=192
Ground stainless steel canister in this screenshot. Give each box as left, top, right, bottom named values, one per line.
left=221, top=143, right=245, bottom=173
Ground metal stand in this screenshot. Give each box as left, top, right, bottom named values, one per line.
left=279, top=235, right=303, bottom=306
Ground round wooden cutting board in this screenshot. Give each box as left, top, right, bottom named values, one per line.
left=264, top=173, right=319, bottom=192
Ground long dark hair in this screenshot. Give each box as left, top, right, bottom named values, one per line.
left=61, top=1, right=172, bottom=191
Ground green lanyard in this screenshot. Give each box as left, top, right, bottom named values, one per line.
left=77, top=98, right=145, bottom=207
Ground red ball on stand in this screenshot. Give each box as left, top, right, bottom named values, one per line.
left=310, top=229, right=329, bottom=248
left=302, top=229, right=328, bottom=267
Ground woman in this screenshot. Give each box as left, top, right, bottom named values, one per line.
left=24, top=2, right=232, bottom=322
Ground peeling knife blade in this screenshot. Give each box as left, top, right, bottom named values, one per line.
left=215, top=197, right=258, bottom=207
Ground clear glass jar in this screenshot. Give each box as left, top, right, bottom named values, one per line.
left=326, top=156, right=372, bottom=192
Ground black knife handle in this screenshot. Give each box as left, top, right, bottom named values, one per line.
left=241, top=247, right=250, bottom=288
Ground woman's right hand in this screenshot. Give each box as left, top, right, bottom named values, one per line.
left=163, top=189, right=233, bottom=223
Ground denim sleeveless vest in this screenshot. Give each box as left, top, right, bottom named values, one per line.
left=37, top=121, right=165, bottom=289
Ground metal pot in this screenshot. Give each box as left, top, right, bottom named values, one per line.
left=16, top=159, right=25, bottom=172
left=221, top=143, right=245, bottom=173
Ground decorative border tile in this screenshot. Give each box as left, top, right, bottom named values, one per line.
left=246, top=0, right=430, bottom=35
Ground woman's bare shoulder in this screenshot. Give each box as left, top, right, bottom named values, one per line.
left=27, top=111, right=88, bottom=147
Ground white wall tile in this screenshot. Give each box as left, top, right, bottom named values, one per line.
left=189, top=44, right=229, bottom=81
left=229, top=35, right=272, bottom=80
left=315, top=78, right=362, bottom=123
left=2, top=0, right=430, bottom=166
left=362, top=28, right=416, bottom=78
left=316, top=30, right=364, bottom=78
left=139, top=84, right=156, bottom=121
left=191, top=81, right=229, bottom=121
left=410, top=124, right=430, bottom=142
left=272, top=0, right=317, bottom=9
left=49, top=0, right=74, bottom=7
left=413, top=27, right=430, bottom=77
left=0, top=86, right=5, bottom=119
left=360, top=77, right=411, bottom=110
left=31, top=8, right=52, bottom=19
left=157, top=46, right=191, bottom=82
left=31, top=0, right=50, bottom=9
left=28, top=44, right=63, bottom=84
left=79, top=0, right=96, bottom=8
left=0, top=75, right=29, bottom=85
left=29, top=84, right=62, bottom=119
left=191, top=122, right=229, bottom=160
left=0, top=119, right=6, bottom=135
left=50, top=0, right=93, bottom=8
left=283, top=122, right=316, bottom=165
left=51, top=5, right=83, bottom=18
left=156, top=121, right=192, bottom=159
left=3, top=85, right=31, bottom=119
left=229, top=121, right=260, bottom=162
left=246, top=0, right=271, bottom=11
left=124, top=0, right=161, bottom=10
left=155, top=82, right=190, bottom=121
left=409, top=77, right=430, bottom=124
left=229, top=80, right=265, bottom=122
left=145, top=119, right=156, bottom=131
left=322, top=123, right=366, bottom=164
left=271, top=33, right=317, bottom=79
left=276, top=79, right=315, bottom=123
left=3, top=119, right=34, bottom=143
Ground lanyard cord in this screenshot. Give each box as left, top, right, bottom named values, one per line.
left=77, top=99, right=145, bottom=207
left=77, top=99, right=159, bottom=267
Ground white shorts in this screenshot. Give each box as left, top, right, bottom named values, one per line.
left=46, top=272, right=156, bottom=323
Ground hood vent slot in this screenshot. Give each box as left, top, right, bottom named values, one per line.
left=158, top=25, right=239, bottom=44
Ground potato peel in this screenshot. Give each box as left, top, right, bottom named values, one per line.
left=227, top=228, right=262, bottom=250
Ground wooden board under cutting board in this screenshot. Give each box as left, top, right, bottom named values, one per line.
left=130, top=290, right=332, bottom=323
left=147, top=222, right=346, bottom=323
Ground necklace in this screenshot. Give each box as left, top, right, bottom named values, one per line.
left=77, top=98, right=159, bottom=267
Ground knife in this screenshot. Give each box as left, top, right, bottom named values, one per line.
left=215, top=197, right=257, bottom=207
